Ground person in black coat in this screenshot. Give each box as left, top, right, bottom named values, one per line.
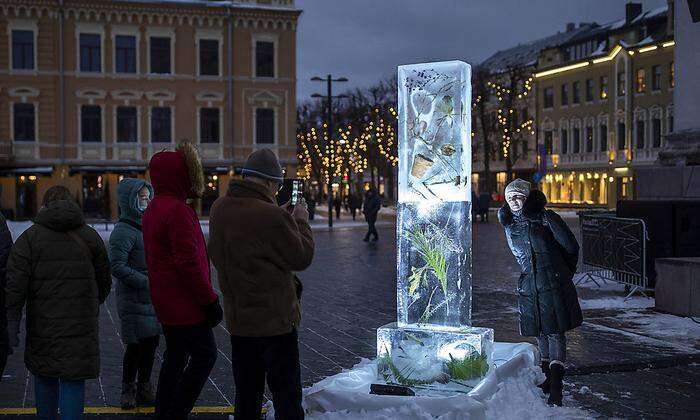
left=362, top=188, right=381, bottom=242
left=498, top=179, right=583, bottom=407
left=0, top=212, right=12, bottom=380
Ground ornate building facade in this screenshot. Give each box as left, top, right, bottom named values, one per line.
left=534, top=3, right=674, bottom=207
left=0, top=0, right=300, bottom=219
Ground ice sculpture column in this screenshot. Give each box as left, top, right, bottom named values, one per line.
left=377, top=61, right=494, bottom=390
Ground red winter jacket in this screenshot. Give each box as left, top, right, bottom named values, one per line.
left=143, top=150, right=217, bottom=325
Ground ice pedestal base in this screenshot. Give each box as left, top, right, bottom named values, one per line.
left=376, top=322, right=494, bottom=392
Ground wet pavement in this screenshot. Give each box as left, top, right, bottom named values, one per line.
left=1, top=213, right=699, bottom=419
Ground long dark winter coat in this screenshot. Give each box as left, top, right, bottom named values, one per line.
left=498, top=190, right=583, bottom=336
left=208, top=179, right=314, bottom=337
left=362, top=192, right=381, bottom=223
left=0, top=213, right=12, bottom=380
left=5, top=199, right=111, bottom=380
left=110, top=178, right=161, bottom=344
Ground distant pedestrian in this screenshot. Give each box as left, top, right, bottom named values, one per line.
left=0, top=211, right=13, bottom=381
left=333, top=194, right=342, bottom=220
left=209, top=149, right=314, bottom=420
left=477, top=192, right=491, bottom=222
left=363, top=188, right=381, bottom=242
left=110, top=178, right=161, bottom=409
left=307, top=194, right=317, bottom=220
left=348, top=192, right=361, bottom=221
left=5, top=186, right=112, bottom=419
left=143, top=142, right=223, bottom=420
left=498, top=179, right=582, bottom=407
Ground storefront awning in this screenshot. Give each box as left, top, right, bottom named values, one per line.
left=0, top=166, right=53, bottom=176
left=70, top=166, right=147, bottom=175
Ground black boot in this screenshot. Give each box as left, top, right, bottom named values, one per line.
left=547, top=361, right=565, bottom=406
left=537, top=360, right=551, bottom=394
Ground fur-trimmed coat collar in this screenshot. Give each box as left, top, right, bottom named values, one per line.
left=497, top=189, right=548, bottom=226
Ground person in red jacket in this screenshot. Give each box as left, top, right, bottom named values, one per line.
left=142, top=142, right=223, bottom=420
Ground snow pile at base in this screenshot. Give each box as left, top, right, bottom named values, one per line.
left=284, top=342, right=593, bottom=420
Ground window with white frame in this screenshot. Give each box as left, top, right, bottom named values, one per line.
left=560, top=128, right=568, bottom=154
left=13, top=103, right=36, bottom=141
left=151, top=107, right=172, bottom=142
left=81, top=105, right=102, bottom=142
left=255, top=108, right=275, bottom=144
left=11, top=30, right=35, bottom=70
left=116, top=106, right=138, bottom=143
left=199, top=39, right=219, bottom=76
left=635, top=119, right=645, bottom=149
left=80, top=33, right=102, bottom=72
left=255, top=41, right=275, bottom=78
left=200, top=108, right=220, bottom=143
left=150, top=36, right=172, bottom=74
left=652, top=116, right=661, bottom=148
left=115, top=35, right=137, bottom=73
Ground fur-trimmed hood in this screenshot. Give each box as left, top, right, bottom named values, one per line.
left=497, top=189, right=547, bottom=226
left=148, top=142, right=204, bottom=200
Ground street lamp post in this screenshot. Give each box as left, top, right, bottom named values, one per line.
left=311, top=75, right=348, bottom=228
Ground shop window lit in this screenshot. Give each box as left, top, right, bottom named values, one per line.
left=617, top=72, right=625, bottom=96
left=599, top=75, right=608, bottom=99
left=636, top=69, right=646, bottom=93
left=669, top=61, right=675, bottom=88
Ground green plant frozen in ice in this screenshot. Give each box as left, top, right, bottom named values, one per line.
left=407, top=223, right=456, bottom=321
left=445, top=352, right=489, bottom=380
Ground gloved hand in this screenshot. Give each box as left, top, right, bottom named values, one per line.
left=203, top=297, right=223, bottom=328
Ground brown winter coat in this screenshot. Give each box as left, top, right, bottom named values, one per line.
left=5, top=199, right=111, bottom=380
left=208, top=179, right=314, bottom=337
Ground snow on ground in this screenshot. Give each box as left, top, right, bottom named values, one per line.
left=291, top=343, right=595, bottom=420
left=615, top=310, right=700, bottom=349
left=578, top=296, right=654, bottom=310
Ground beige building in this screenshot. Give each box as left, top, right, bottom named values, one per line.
left=534, top=3, right=675, bottom=207
left=0, top=0, right=300, bottom=219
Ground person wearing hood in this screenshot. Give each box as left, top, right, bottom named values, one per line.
left=5, top=186, right=111, bottom=419
left=110, top=178, right=160, bottom=409
left=209, top=149, right=314, bottom=420
left=498, top=179, right=583, bottom=406
left=142, top=142, right=223, bottom=420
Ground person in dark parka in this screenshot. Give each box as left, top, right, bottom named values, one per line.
left=110, top=178, right=161, bottom=409
left=498, top=179, right=582, bottom=407
left=5, top=186, right=111, bottom=419
left=0, top=212, right=12, bottom=381
left=362, top=188, right=381, bottom=242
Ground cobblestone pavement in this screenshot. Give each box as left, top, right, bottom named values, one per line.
left=1, top=214, right=699, bottom=419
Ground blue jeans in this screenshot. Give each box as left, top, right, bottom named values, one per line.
left=34, top=375, right=85, bottom=420
left=536, top=333, right=567, bottom=363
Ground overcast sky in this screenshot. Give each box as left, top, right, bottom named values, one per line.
left=295, top=0, right=666, bottom=101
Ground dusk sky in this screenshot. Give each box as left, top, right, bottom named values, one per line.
left=295, top=0, right=667, bottom=101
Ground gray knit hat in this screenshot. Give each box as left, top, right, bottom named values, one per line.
left=240, top=149, right=283, bottom=182
left=505, top=178, right=531, bottom=197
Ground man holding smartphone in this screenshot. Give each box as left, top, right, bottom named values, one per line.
left=208, top=149, right=314, bottom=420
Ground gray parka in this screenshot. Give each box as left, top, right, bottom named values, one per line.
left=110, top=178, right=161, bottom=344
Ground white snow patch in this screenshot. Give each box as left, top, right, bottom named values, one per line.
left=291, top=342, right=594, bottom=420
left=616, top=311, right=700, bottom=348
left=578, top=386, right=591, bottom=395
left=579, top=296, right=654, bottom=310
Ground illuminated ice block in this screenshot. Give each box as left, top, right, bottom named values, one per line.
left=377, top=60, right=493, bottom=390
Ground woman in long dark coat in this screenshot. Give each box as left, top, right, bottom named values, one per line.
left=498, top=179, right=583, bottom=406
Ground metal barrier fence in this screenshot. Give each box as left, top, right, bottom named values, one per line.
left=577, top=214, right=651, bottom=298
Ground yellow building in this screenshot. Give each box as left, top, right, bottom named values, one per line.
left=0, top=0, right=300, bottom=219
left=534, top=3, right=674, bottom=207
